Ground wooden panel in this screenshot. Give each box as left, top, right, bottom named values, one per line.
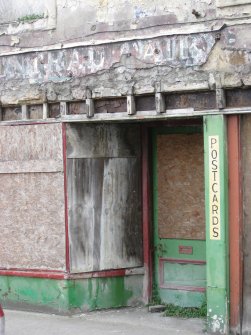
left=160, top=259, right=206, bottom=290
left=241, top=114, right=251, bottom=333
left=0, top=123, right=65, bottom=270
left=95, top=98, right=127, bottom=113
left=49, top=103, right=60, bottom=118
left=28, top=105, right=43, bottom=119
left=2, top=106, right=22, bottom=121
left=135, top=96, right=155, bottom=111
left=0, top=124, right=63, bottom=172
left=226, top=89, right=251, bottom=108
left=0, top=172, right=65, bottom=270
left=66, top=124, right=141, bottom=158
left=68, top=157, right=142, bottom=273
left=157, top=133, right=205, bottom=240
left=165, top=91, right=216, bottom=111
left=68, top=102, right=88, bottom=115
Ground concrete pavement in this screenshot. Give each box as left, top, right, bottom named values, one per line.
left=4, top=307, right=206, bottom=335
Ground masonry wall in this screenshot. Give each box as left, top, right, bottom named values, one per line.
left=0, top=1, right=251, bottom=107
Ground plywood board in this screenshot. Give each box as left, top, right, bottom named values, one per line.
left=0, top=123, right=65, bottom=270
left=0, top=172, right=65, bottom=270
left=157, top=133, right=205, bottom=240
left=0, top=124, right=63, bottom=173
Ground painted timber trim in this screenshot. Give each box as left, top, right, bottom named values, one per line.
left=142, top=126, right=152, bottom=303
left=2, top=107, right=251, bottom=126
left=0, top=268, right=145, bottom=280
left=62, top=123, right=70, bottom=272
left=228, top=116, right=242, bottom=334
left=204, top=115, right=229, bottom=334
left=159, top=258, right=206, bottom=292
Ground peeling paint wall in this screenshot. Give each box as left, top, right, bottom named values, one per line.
left=0, top=1, right=250, bottom=105
left=0, top=124, right=66, bottom=270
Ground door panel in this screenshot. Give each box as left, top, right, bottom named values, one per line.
left=152, top=127, right=206, bottom=307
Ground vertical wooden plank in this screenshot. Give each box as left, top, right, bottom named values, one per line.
left=60, top=102, right=68, bottom=116
left=142, top=126, right=152, bottom=303
left=43, top=103, right=49, bottom=119
left=204, top=115, right=229, bottom=334
left=62, top=123, right=70, bottom=273
left=216, top=88, right=226, bottom=109
left=240, top=115, right=251, bottom=334
left=127, top=95, right=136, bottom=115
left=155, top=93, right=165, bottom=114
left=228, top=115, right=242, bottom=334
left=86, top=98, right=94, bottom=118
left=21, top=104, right=28, bottom=119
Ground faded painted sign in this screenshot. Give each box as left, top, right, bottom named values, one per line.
left=209, top=136, right=221, bottom=240
left=0, top=33, right=216, bottom=83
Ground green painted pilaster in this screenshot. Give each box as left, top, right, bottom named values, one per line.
left=204, top=115, right=229, bottom=334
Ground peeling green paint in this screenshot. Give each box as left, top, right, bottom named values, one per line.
left=204, top=115, right=229, bottom=334
left=0, top=275, right=143, bottom=314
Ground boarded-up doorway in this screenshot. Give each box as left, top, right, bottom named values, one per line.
left=152, top=126, right=206, bottom=307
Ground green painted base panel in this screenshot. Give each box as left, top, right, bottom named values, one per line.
left=159, top=289, right=206, bottom=308
left=0, top=275, right=144, bottom=314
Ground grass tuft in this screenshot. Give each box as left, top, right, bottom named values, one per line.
left=18, top=14, right=44, bottom=23
left=164, top=302, right=207, bottom=318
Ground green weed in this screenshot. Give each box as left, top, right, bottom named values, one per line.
left=18, top=14, right=44, bottom=23
left=164, top=301, right=207, bottom=319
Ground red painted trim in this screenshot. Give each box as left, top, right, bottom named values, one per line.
left=228, top=115, right=242, bottom=331
left=159, top=258, right=206, bottom=265
left=142, top=125, right=152, bottom=303
left=68, top=269, right=126, bottom=279
left=159, top=258, right=206, bottom=292
left=0, top=268, right=141, bottom=280
left=159, top=285, right=206, bottom=292
left=1, top=121, right=60, bottom=127
left=62, top=123, right=70, bottom=273
left=0, top=269, right=66, bottom=280
left=0, top=305, right=4, bottom=317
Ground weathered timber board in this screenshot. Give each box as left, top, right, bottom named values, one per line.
left=66, top=124, right=141, bottom=159
left=157, top=133, right=205, bottom=240
left=241, top=115, right=251, bottom=333
left=68, top=158, right=142, bottom=272
left=67, top=123, right=142, bottom=273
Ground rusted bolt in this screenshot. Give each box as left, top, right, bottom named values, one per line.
left=215, top=32, right=221, bottom=40
left=192, top=9, right=201, bottom=18
left=154, top=48, right=160, bottom=54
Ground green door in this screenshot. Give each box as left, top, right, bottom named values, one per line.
left=152, top=127, right=206, bottom=307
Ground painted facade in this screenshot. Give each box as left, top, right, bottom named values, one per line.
left=0, top=0, right=250, bottom=334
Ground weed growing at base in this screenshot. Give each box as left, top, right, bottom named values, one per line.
left=164, top=302, right=207, bottom=318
